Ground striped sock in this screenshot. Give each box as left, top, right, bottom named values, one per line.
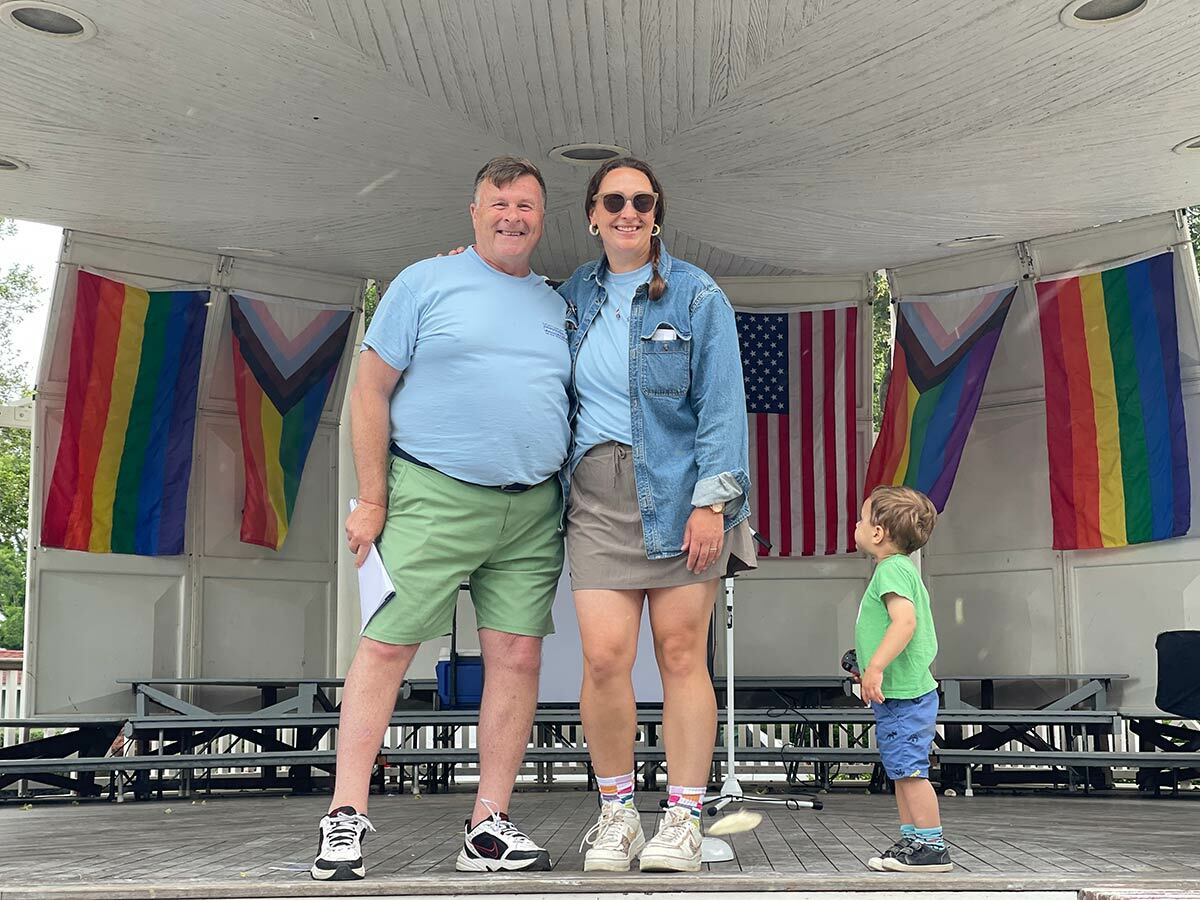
left=914, top=825, right=945, bottom=850
left=597, top=771, right=636, bottom=809
left=900, top=823, right=916, bottom=841
left=667, top=784, right=705, bottom=827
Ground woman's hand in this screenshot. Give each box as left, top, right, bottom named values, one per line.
left=436, top=246, right=467, bottom=257
left=682, top=507, right=725, bottom=574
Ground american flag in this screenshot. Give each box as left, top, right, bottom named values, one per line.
left=736, top=307, right=861, bottom=557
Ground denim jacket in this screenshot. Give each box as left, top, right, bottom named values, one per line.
left=558, top=244, right=751, bottom=559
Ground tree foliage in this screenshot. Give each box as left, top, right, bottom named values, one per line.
left=870, top=271, right=892, bottom=431
left=362, top=279, right=380, bottom=328
left=0, top=218, right=37, bottom=649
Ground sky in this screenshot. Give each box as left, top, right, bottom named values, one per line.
left=0, top=218, right=61, bottom=386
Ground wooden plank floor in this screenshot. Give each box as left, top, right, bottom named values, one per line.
left=0, top=789, right=1198, bottom=897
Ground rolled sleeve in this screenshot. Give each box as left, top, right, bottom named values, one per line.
left=692, top=471, right=745, bottom=508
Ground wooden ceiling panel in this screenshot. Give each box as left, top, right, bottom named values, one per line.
left=1, top=0, right=1198, bottom=280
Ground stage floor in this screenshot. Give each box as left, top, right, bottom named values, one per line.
left=1, top=789, right=1197, bottom=898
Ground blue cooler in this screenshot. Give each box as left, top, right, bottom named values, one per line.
left=436, top=649, right=483, bottom=709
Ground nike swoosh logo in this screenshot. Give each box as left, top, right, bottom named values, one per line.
left=473, top=838, right=502, bottom=859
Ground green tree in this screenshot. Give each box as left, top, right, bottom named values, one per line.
left=0, top=545, right=24, bottom=648
left=0, top=220, right=37, bottom=403
left=870, top=271, right=892, bottom=431
left=0, top=428, right=30, bottom=554
left=0, top=218, right=37, bottom=650
left=362, top=279, right=380, bottom=328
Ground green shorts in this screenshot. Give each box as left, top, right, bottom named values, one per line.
left=363, top=455, right=564, bottom=645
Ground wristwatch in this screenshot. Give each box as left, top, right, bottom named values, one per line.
left=707, top=502, right=725, bottom=514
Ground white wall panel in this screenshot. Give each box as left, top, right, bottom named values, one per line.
left=926, top=558, right=1062, bottom=676
left=30, top=566, right=185, bottom=714
left=198, top=576, right=332, bottom=677
left=1069, top=545, right=1200, bottom=713
left=715, top=562, right=871, bottom=677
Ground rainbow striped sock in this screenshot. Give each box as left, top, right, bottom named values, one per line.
left=667, top=785, right=705, bottom=827
left=597, top=771, right=636, bottom=809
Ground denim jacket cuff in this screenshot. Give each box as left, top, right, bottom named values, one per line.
left=691, top=472, right=744, bottom=508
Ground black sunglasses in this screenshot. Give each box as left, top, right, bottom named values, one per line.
left=594, top=191, right=658, bottom=215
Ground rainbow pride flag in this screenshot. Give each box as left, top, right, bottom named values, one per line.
left=1036, top=252, right=1190, bottom=550
left=865, top=284, right=1016, bottom=512
left=42, top=272, right=209, bottom=555
left=230, top=294, right=353, bottom=550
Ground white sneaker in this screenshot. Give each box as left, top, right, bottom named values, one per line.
left=310, top=806, right=375, bottom=881
left=455, top=800, right=552, bottom=872
left=581, top=803, right=646, bottom=872
left=639, top=805, right=702, bottom=873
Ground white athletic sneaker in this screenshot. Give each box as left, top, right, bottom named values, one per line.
left=455, top=800, right=552, bottom=872
left=639, top=805, right=703, bottom=873
left=581, top=803, right=646, bottom=872
left=310, top=806, right=375, bottom=881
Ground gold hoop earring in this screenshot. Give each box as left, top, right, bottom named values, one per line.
left=589, top=223, right=600, bottom=236
left=651, top=224, right=662, bottom=237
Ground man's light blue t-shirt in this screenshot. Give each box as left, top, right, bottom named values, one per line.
left=572, top=263, right=651, bottom=468
left=362, top=247, right=571, bottom=486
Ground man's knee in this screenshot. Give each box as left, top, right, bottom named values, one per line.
left=484, top=633, right=543, bottom=679
left=357, top=635, right=420, bottom=668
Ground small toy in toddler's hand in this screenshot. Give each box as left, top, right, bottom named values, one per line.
left=840, top=648, right=859, bottom=677
left=706, top=809, right=763, bottom=836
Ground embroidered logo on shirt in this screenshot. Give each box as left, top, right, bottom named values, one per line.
left=542, top=322, right=568, bottom=341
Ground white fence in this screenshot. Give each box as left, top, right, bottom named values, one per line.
left=1, top=660, right=25, bottom=747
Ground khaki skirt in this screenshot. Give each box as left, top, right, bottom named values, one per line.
left=567, top=441, right=758, bottom=590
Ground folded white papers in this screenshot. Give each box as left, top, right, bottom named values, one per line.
left=349, top=499, right=396, bottom=633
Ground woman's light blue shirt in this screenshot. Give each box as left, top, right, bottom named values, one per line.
left=571, top=262, right=651, bottom=464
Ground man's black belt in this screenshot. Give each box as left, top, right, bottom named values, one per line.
left=389, top=443, right=541, bottom=494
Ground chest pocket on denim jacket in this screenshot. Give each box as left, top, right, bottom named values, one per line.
left=639, top=320, right=692, bottom=398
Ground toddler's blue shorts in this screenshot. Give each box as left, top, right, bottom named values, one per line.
left=870, top=689, right=938, bottom=780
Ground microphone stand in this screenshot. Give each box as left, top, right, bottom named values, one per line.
left=699, top=530, right=823, bottom=863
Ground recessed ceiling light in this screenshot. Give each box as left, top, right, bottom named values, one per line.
left=218, top=246, right=278, bottom=258
left=0, top=1, right=95, bottom=40
left=937, top=234, right=1007, bottom=248
left=1059, top=0, right=1151, bottom=29
left=0, top=155, right=29, bottom=172
left=548, top=143, right=630, bottom=165
left=1172, top=135, right=1200, bottom=155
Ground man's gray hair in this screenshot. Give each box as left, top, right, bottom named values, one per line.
left=473, top=156, right=547, bottom=206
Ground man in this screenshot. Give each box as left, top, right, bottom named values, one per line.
left=310, top=157, right=570, bottom=881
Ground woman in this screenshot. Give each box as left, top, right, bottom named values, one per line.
left=561, top=157, right=755, bottom=873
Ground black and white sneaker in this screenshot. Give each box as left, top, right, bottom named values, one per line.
left=868, top=836, right=915, bottom=871
left=455, top=803, right=551, bottom=872
left=880, top=840, right=954, bottom=872
left=310, top=805, right=376, bottom=881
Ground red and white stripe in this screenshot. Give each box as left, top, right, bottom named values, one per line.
left=747, top=306, right=860, bottom=557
